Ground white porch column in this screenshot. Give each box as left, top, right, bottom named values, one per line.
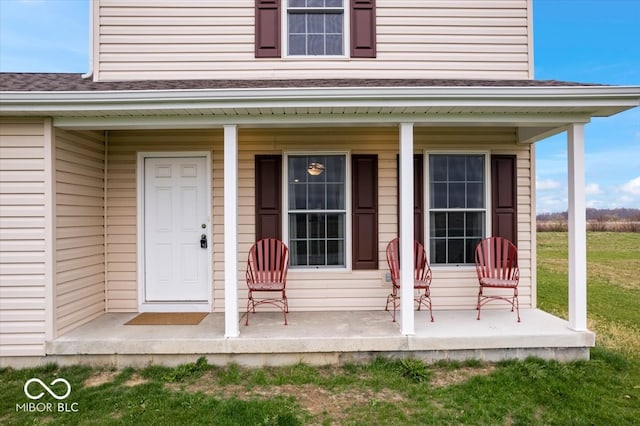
left=567, top=123, right=588, bottom=331
left=224, top=125, right=240, bottom=337
left=399, top=123, right=415, bottom=335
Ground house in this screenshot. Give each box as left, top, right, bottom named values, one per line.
left=1, top=0, right=639, bottom=368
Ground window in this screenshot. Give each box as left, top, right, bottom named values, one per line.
left=287, top=0, right=345, bottom=56
left=287, top=154, right=347, bottom=267
left=428, top=154, right=487, bottom=265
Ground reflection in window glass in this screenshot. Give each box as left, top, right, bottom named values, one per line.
left=288, top=154, right=346, bottom=267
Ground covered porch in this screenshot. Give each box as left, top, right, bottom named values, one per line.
left=45, top=309, right=594, bottom=368
left=2, top=76, right=639, bottom=366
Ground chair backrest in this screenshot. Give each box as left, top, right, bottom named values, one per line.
left=385, top=238, right=432, bottom=285
left=475, top=237, right=519, bottom=282
left=246, top=238, right=289, bottom=285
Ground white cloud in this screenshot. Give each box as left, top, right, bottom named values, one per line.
left=585, top=183, right=603, bottom=195
left=537, top=179, right=560, bottom=190
left=621, top=176, right=640, bottom=195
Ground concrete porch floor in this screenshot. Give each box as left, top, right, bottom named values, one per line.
left=45, top=309, right=595, bottom=367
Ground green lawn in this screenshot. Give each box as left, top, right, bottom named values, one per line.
left=2, top=232, right=639, bottom=425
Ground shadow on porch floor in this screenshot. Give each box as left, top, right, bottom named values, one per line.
left=45, top=309, right=595, bottom=367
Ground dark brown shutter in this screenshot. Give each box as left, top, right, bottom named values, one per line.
left=396, top=154, right=424, bottom=245
left=491, top=155, right=517, bottom=245
left=352, top=154, right=378, bottom=269
left=255, top=155, right=282, bottom=240
left=350, top=0, right=377, bottom=58
left=255, top=0, right=281, bottom=58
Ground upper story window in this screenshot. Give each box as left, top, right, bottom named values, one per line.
left=428, top=154, right=488, bottom=265
left=255, top=0, right=376, bottom=59
left=287, top=0, right=345, bottom=56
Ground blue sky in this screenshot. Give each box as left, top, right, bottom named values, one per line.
left=1, top=0, right=638, bottom=213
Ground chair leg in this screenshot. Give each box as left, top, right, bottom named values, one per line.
left=245, top=291, right=254, bottom=326
left=386, top=294, right=398, bottom=322
left=476, top=287, right=483, bottom=320
left=514, top=288, right=521, bottom=322
left=282, top=291, right=288, bottom=325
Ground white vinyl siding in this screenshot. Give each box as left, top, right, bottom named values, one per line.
left=95, top=0, right=531, bottom=81
left=0, top=119, right=50, bottom=357
left=55, top=129, right=106, bottom=336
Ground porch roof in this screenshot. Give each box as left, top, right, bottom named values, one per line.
left=1, top=73, right=639, bottom=143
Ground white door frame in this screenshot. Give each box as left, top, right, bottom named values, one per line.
left=136, top=151, right=212, bottom=312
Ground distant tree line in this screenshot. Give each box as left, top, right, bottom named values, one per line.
left=537, top=208, right=640, bottom=232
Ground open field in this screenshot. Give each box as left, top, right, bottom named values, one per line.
left=2, top=232, right=639, bottom=425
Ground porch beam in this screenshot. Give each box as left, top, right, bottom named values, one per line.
left=224, top=125, right=240, bottom=338
left=399, top=122, right=415, bottom=336
left=567, top=123, right=587, bottom=331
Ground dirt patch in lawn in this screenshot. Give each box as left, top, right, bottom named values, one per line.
left=430, top=365, right=496, bottom=388
left=84, top=371, right=118, bottom=387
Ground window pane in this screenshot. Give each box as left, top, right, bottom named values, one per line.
left=467, top=155, right=484, bottom=181
left=289, top=214, right=307, bottom=239
left=325, top=156, right=345, bottom=182
left=448, top=239, right=464, bottom=264
left=467, top=183, right=484, bottom=208
left=326, top=214, right=344, bottom=238
left=326, top=14, right=342, bottom=33
left=289, top=35, right=306, bottom=55
left=327, top=240, right=344, bottom=265
left=326, top=0, right=343, bottom=6
left=308, top=0, right=324, bottom=7
left=289, top=14, right=306, bottom=33
left=308, top=183, right=326, bottom=209
left=291, top=240, right=307, bottom=266
left=326, top=183, right=344, bottom=209
left=449, top=183, right=466, bottom=208
left=309, top=213, right=326, bottom=238
left=430, top=156, right=447, bottom=181
left=465, top=212, right=485, bottom=237
left=290, top=0, right=305, bottom=7
left=431, top=212, right=447, bottom=237
left=466, top=238, right=481, bottom=264
left=308, top=34, right=324, bottom=55
left=326, top=35, right=343, bottom=55
left=432, top=239, right=446, bottom=264
left=431, top=183, right=447, bottom=208
left=448, top=156, right=466, bottom=181
left=290, top=184, right=307, bottom=209
left=449, top=212, right=464, bottom=237
left=309, top=240, right=326, bottom=265
left=308, top=14, right=324, bottom=33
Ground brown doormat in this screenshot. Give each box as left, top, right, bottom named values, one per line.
left=125, top=312, right=208, bottom=325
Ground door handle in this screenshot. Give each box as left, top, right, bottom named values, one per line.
left=200, top=234, right=207, bottom=249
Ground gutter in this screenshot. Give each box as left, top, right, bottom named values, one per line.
left=81, top=0, right=93, bottom=80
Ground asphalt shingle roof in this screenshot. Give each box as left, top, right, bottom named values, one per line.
left=0, top=73, right=602, bottom=92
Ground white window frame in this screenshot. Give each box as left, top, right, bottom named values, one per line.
left=424, top=150, right=492, bottom=269
left=282, top=0, right=350, bottom=59
left=283, top=151, right=352, bottom=271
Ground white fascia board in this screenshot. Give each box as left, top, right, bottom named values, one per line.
left=1, top=86, right=638, bottom=122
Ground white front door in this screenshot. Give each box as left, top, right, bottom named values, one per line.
left=143, top=156, right=210, bottom=306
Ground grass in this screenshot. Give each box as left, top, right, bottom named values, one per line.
left=2, top=232, right=639, bottom=425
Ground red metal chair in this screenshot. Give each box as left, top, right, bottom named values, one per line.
left=475, top=236, right=521, bottom=322
left=385, top=238, right=434, bottom=322
left=245, top=238, right=289, bottom=325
